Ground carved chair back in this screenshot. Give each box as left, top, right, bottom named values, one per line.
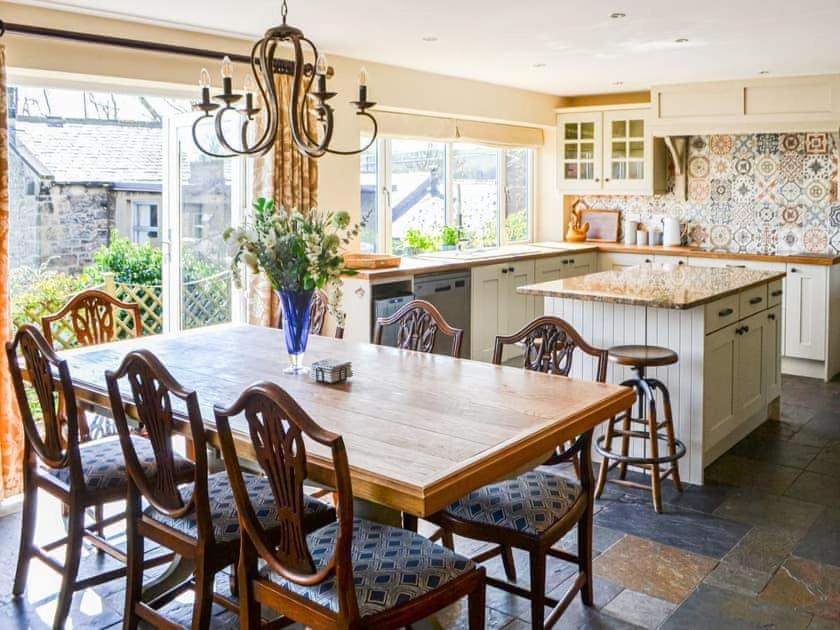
left=274, top=289, right=345, bottom=339
left=214, top=382, right=358, bottom=617
left=5, top=324, right=82, bottom=480
left=42, top=288, right=143, bottom=349
left=492, top=316, right=608, bottom=382
left=106, top=350, right=209, bottom=522
left=372, top=299, right=463, bottom=358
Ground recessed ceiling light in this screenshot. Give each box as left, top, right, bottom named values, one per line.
left=533, top=63, right=547, bottom=69
left=609, top=12, right=626, bottom=19
left=674, top=37, right=689, bottom=43
left=759, top=70, right=770, bottom=75
left=422, top=36, right=438, bottom=42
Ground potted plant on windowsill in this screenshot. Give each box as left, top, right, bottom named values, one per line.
left=224, top=198, right=358, bottom=374
left=440, top=225, right=459, bottom=251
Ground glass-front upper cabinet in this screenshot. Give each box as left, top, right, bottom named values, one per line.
left=603, top=109, right=650, bottom=193
left=556, top=107, right=653, bottom=194
left=556, top=112, right=602, bottom=192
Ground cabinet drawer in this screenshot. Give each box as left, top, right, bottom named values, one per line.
left=768, top=280, right=783, bottom=307
left=705, top=295, right=740, bottom=334
left=740, top=284, right=768, bottom=318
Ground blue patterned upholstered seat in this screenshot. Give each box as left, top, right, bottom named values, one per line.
left=266, top=518, right=474, bottom=618
left=46, top=435, right=194, bottom=494
left=144, top=472, right=334, bottom=543
left=442, top=469, right=582, bottom=534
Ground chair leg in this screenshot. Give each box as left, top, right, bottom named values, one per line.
left=529, top=548, right=546, bottom=630
left=441, top=530, right=455, bottom=551
left=577, top=502, right=595, bottom=607
left=13, top=478, right=37, bottom=596
left=238, top=539, right=260, bottom=630
left=467, top=575, right=486, bottom=630
left=594, top=415, right=617, bottom=499
left=659, top=386, right=684, bottom=493
left=53, top=500, right=84, bottom=629
left=94, top=505, right=106, bottom=540
left=124, top=494, right=143, bottom=630
left=618, top=408, right=632, bottom=481
left=190, top=558, right=215, bottom=630
left=501, top=545, right=517, bottom=583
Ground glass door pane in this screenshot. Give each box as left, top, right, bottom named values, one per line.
left=166, top=116, right=244, bottom=331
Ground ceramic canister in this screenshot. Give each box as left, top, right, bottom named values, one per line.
left=623, top=220, right=638, bottom=245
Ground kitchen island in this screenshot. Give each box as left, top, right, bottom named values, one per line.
left=519, top=263, right=786, bottom=484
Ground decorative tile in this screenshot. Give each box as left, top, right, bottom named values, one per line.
left=830, top=205, right=840, bottom=227
left=804, top=227, right=829, bottom=253
left=688, top=155, right=710, bottom=178
left=778, top=227, right=804, bottom=254
left=593, top=536, right=717, bottom=604
left=732, top=175, right=757, bottom=203
left=781, top=133, right=803, bottom=153
left=761, top=556, right=840, bottom=621
left=757, top=133, right=780, bottom=155
left=756, top=177, right=778, bottom=203
left=757, top=203, right=777, bottom=224
left=710, top=134, right=734, bottom=155
left=710, top=178, right=732, bottom=203
left=756, top=154, right=780, bottom=178
left=805, top=179, right=830, bottom=204
left=710, top=202, right=732, bottom=224
left=782, top=205, right=802, bottom=225
left=734, top=134, right=756, bottom=157
left=733, top=157, right=753, bottom=176
left=687, top=178, right=710, bottom=202
left=709, top=224, right=732, bottom=249
left=805, top=154, right=833, bottom=179
left=806, top=132, right=830, bottom=155
left=780, top=181, right=803, bottom=203
left=710, top=154, right=732, bottom=178
left=780, top=153, right=805, bottom=181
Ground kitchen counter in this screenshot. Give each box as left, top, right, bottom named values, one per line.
left=351, top=241, right=839, bottom=281
left=518, top=265, right=785, bottom=309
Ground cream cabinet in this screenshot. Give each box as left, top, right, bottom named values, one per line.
left=471, top=260, right=535, bottom=362
left=597, top=252, right=651, bottom=271
left=735, top=310, right=767, bottom=421
left=704, top=323, right=739, bottom=449
left=785, top=264, right=827, bottom=361
left=556, top=107, right=662, bottom=195
left=764, top=305, right=783, bottom=402
left=534, top=253, right=596, bottom=315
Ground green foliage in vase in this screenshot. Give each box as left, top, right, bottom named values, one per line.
left=440, top=225, right=460, bottom=247
left=224, top=198, right=359, bottom=324
left=403, top=228, right=439, bottom=253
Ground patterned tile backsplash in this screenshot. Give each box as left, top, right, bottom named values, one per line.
left=578, top=132, right=840, bottom=255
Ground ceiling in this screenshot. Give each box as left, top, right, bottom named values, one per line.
left=14, top=0, right=840, bottom=95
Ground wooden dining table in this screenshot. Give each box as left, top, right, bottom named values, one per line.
left=61, top=323, right=635, bottom=518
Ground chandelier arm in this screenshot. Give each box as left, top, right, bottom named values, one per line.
left=323, top=112, right=379, bottom=156
left=288, top=34, right=327, bottom=157
left=243, top=38, right=276, bottom=152
left=296, top=36, right=329, bottom=156
left=191, top=116, right=238, bottom=159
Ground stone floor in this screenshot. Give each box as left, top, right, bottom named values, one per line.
left=0, top=373, right=838, bottom=629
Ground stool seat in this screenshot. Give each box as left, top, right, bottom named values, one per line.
left=607, top=345, right=678, bottom=368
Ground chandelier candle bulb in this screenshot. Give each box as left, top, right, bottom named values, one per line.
left=199, top=68, right=211, bottom=106
left=221, top=55, right=233, bottom=96
left=243, top=75, right=255, bottom=111
left=359, top=66, right=368, bottom=104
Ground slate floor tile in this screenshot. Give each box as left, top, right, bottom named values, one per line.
left=802, top=410, right=840, bottom=441
left=705, top=454, right=801, bottom=494
left=595, top=498, right=750, bottom=559
left=602, top=589, right=676, bottom=629
left=556, top=526, right=625, bottom=555
left=752, top=419, right=802, bottom=442
left=702, top=560, right=774, bottom=596
left=713, top=490, right=824, bottom=531
left=784, top=471, right=840, bottom=508
left=723, top=526, right=804, bottom=574
left=729, top=434, right=821, bottom=469
left=596, top=469, right=731, bottom=514
left=761, top=556, right=840, bottom=622
left=780, top=401, right=817, bottom=426
left=593, top=536, right=717, bottom=604
left=795, top=509, right=840, bottom=568
left=807, top=443, right=840, bottom=475
left=661, top=583, right=812, bottom=629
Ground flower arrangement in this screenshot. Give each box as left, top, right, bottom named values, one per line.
left=224, top=197, right=358, bottom=325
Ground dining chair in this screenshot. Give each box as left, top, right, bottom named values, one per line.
left=427, top=316, right=608, bottom=630
left=274, top=288, right=345, bottom=339
left=373, top=298, right=463, bottom=357
left=214, top=381, right=487, bottom=629
left=106, top=350, right=336, bottom=629
left=5, top=324, right=183, bottom=630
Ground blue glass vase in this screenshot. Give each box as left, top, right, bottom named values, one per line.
left=278, top=288, right=314, bottom=374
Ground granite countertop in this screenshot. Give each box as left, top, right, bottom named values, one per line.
left=518, top=264, right=786, bottom=309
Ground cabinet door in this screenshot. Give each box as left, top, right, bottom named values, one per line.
left=704, top=323, right=738, bottom=448
left=503, top=260, right=536, bottom=336
left=567, top=252, right=596, bottom=276
left=557, top=112, right=603, bottom=192
left=735, top=311, right=767, bottom=422
left=471, top=263, right=505, bottom=363
left=764, top=305, right=782, bottom=403
left=785, top=264, right=827, bottom=361
left=603, top=109, right=651, bottom=193
left=534, top=257, right=568, bottom=317
left=597, top=252, right=651, bottom=271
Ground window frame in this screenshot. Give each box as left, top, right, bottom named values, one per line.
left=363, top=137, right=534, bottom=254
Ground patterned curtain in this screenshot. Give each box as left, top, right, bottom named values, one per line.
left=247, top=72, right=319, bottom=327
left=0, top=46, right=23, bottom=498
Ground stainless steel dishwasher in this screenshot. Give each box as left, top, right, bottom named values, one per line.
left=414, top=271, right=471, bottom=358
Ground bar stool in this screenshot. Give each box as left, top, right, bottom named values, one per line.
left=594, top=345, right=686, bottom=512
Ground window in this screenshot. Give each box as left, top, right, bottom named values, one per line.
left=132, top=201, right=159, bottom=244
left=360, top=138, right=533, bottom=254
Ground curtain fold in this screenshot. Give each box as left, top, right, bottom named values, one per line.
left=0, top=46, right=23, bottom=498
left=247, top=73, right=319, bottom=327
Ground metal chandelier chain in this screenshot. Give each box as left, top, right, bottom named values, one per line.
left=191, top=0, right=378, bottom=159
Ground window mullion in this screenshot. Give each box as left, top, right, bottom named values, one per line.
left=381, top=138, right=391, bottom=254
left=498, top=148, right=505, bottom=246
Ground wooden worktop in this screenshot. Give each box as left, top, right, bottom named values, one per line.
left=518, top=265, right=785, bottom=309
left=350, top=242, right=838, bottom=281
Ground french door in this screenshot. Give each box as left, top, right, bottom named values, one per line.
left=161, top=113, right=248, bottom=333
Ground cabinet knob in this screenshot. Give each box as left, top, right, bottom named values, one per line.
left=562, top=259, right=569, bottom=265
left=508, top=266, right=515, bottom=273
left=771, top=290, right=783, bottom=297
left=501, top=268, right=508, bottom=275
left=768, top=313, right=776, bottom=321
left=743, top=325, right=750, bottom=333
left=719, top=308, right=734, bottom=317
left=678, top=261, right=685, bottom=265
left=749, top=296, right=763, bottom=305
left=595, top=178, right=600, bottom=182
left=570, top=259, right=575, bottom=264
left=644, top=258, right=652, bottom=263
left=791, top=268, right=799, bottom=273
left=605, top=178, right=611, bottom=182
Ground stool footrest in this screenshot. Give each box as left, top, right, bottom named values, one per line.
left=595, top=434, right=687, bottom=466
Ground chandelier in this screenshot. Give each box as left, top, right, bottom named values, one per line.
left=192, top=0, right=377, bottom=159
